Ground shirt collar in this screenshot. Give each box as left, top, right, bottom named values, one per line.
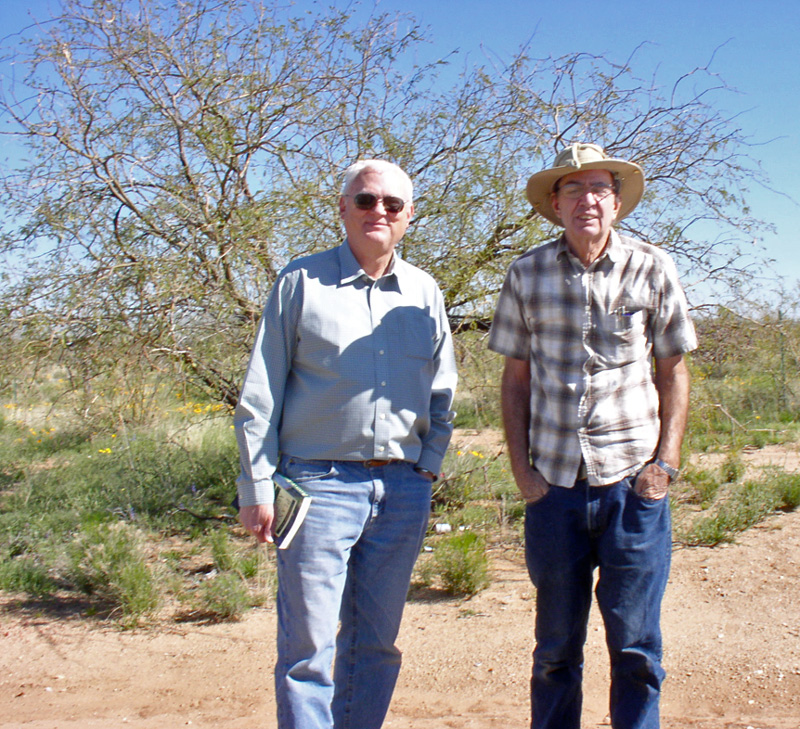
left=338, top=239, right=403, bottom=286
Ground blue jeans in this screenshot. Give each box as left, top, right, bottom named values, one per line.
left=274, top=457, right=431, bottom=729
left=524, top=476, right=671, bottom=729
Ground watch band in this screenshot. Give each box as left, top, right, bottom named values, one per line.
left=654, top=458, right=679, bottom=480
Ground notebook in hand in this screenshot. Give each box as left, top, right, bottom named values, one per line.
left=272, top=473, right=312, bottom=549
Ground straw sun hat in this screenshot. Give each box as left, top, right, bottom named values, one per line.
left=525, top=143, right=645, bottom=226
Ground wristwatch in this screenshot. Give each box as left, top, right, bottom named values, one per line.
left=653, top=458, right=679, bottom=480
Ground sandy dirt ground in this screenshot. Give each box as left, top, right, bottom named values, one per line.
left=2, top=437, right=800, bottom=729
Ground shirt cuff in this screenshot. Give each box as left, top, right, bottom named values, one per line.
left=236, top=478, right=275, bottom=507
left=415, top=452, right=443, bottom=481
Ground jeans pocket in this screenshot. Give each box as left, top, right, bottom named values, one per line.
left=281, top=456, right=336, bottom=484
left=627, top=468, right=670, bottom=504
left=524, top=483, right=555, bottom=510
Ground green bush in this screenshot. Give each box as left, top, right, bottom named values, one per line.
left=69, top=520, right=161, bottom=626
left=426, top=531, right=490, bottom=596
left=680, top=465, right=722, bottom=507
left=677, top=479, right=782, bottom=547
left=196, top=572, right=253, bottom=621
left=208, top=529, right=236, bottom=572
left=720, top=453, right=746, bottom=483
left=776, top=474, right=800, bottom=510
left=0, top=554, right=58, bottom=597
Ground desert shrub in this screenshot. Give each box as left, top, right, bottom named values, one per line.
left=444, top=503, right=499, bottom=530
left=677, top=480, right=782, bottom=547
left=196, top=572, right=253, bottom=621
left=208, top=529, right=236, bottom=572
left=680, top=465, right=722, bottom=507
left=0, top=554, right=58, bottom=597
left=425, top=531, right=490, bottom=596
left=0, top=419, right=238, bottom=549
left=720, top=453, right=746, bottom=483
left=770, top=472, right=800, bottom=511
left=452, top=332, right=503, bottom=430
left=435, top=448, right=511, bottom=509
left=69, top=520, right=161, bottom=626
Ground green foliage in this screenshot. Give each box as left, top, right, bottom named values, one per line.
left=0, top=0, right=767, bottom=408
left=680, top=465, right=723, bottom=508
left=772, top=473, right=800, bottom=511
left=196, top=573, right=254, bottom=622
left=0, top=415, right=238, bottom=552
left=676, top=476, right=791, bottom=547
left=191, top=537, right=274, bottom=620
left=445, top=503, right=499, bottom=530
left=0, top=554, right=58, bottom=597
left=208, top=530, right=237, bottom=573
left=423, top=531, right=490, bottom=596
left=435, top=447, right=513, bottom=511
left=69, top=520, right=161, bottom=627
left=720, top=453, right=746, bottom=484
left=451, top=333, right=503, bottom=431
left=687, top=307, right=800, bottom=454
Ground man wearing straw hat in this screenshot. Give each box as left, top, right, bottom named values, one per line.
left=488, top=143, right=697, bottom=728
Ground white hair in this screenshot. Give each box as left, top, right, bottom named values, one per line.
left=341, top=159, right=413, bottom=202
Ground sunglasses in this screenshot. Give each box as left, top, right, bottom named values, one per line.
left=350, top=192, right=407, bottom=214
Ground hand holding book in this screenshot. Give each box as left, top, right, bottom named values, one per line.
left=271, top=473, right=312, bottom=549
left=234, top=473, right=312, bottom=548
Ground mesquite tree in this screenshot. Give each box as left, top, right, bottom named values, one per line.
left=0, top=0, right=764, bottom=412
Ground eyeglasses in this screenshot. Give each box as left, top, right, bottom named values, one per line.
left=557, top=182, right=616, bottom=200
left=350, top=192, right=407, bottom=213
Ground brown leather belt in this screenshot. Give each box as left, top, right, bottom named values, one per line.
left=362, top=459, right=403, bottom=467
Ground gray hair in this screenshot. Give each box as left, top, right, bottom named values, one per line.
left=341, top=159, right=413, bottom=202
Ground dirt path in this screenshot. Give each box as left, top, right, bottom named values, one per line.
left=2, top=505, right=799, bottom=729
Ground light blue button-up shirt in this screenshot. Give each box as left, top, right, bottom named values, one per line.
left=235, top=241, right=457, bottom=507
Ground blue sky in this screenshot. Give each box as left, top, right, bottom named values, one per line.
left=389, top=0, right=799, bottom=293
left=2, top=0, right=798, bottom=294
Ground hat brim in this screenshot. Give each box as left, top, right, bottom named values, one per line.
left=526, top=159, right=645, bottom=226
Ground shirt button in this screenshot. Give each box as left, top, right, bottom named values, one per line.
left=377, top=445, right=385, bottom=452
left=379, top=349, right=385, bottom=355
left=381, top=381, right=387, bottom=387
left=379, top=413, right=386, bottom=420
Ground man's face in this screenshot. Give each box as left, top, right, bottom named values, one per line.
left=551, top=169, right=621, bottom=244
left=339, top=170, right=414, bottom=261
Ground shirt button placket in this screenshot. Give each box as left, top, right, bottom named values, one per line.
left=372, top=282, right=391, bottom=457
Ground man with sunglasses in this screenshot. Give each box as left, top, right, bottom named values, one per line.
left=235, top=159, right=457, bottom=729
left=489, top=144, right=696, bottom=729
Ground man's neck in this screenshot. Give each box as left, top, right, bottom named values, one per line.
left=564, top=232, right=611, bottom=267
left=356, top=250, right=394, bottom=280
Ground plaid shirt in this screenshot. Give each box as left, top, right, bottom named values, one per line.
left=488, top=231, right=697, bottom=488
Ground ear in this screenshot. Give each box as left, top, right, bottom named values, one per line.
left=339, top=196, right=347, bottom=218
left=550, top=192, right=563, bottom=222
left=612, top=194, right=622, bottom=221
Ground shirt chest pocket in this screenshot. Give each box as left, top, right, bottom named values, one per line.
left=598, top=295, right=653, bottom=347
left=393, top=310, right=437, bottom=361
